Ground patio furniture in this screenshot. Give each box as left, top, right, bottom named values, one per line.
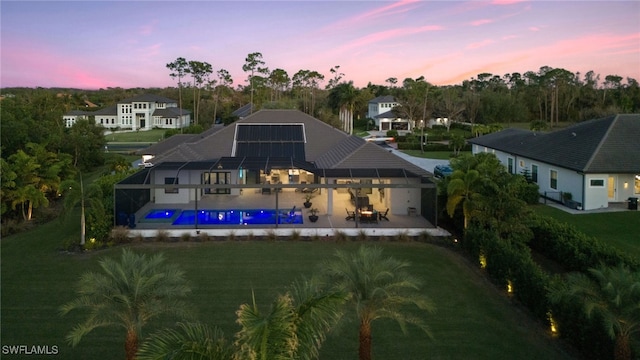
left=358, top=209, right=378, bottom=223
left=345, top=208, right=355, bottom=221
left=379, top=208, right=389, bottom=221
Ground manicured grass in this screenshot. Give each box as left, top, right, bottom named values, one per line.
left=2, top=218, right=574, bottom=360
left=531, top=204, right=640, bottom=257
left=105, top=129, right=166, bottom=143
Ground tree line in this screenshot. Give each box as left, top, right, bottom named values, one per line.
left=2, top=55, right=638, bottom=232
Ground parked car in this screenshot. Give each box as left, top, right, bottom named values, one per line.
left=433, top=164, right=453, bottom=179
left=363, top=135, right=394, bottom=143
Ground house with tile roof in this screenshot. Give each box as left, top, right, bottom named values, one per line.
left=367, top=95, right=413, bottom=133
left=115, top=109, right=438, bottom=230
left=64, top=94, right=191, bottom=130
left=467, top=114, right=640, bottom=210
left=63, top=109, right=91, bottom=128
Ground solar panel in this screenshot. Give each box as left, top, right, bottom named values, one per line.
left=234, top=124, right=306, bottom=159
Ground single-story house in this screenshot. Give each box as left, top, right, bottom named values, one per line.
left=467, top=114, right=640, bottom=210
left=115, top=109, right=438, bottom=228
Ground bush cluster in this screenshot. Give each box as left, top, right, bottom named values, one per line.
left=462, top=215, right=635, bottom=360
left=526, top=214, right=639, bottom=272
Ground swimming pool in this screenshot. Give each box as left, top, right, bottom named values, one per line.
left=143, top=208, right=304, bottom=226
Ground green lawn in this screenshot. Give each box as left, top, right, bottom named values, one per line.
left=106, top=129, right=166, bottom=143
left=2, top=215, right=574, bottom=359
left=531, top=205, right=640, bottom=257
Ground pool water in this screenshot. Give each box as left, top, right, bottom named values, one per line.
left=170, top=209, right=303, bottom=225
left=144, top=209, right=179, bottom=220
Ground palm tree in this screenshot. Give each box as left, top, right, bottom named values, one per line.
left=549, top=264, right=640, bottom=360
left=137, top=278, right=345, bottom=360
left=446, top=169, right=482, bottom=229
left=60, top=249, right=192, bottom=360
left=320, top=246, right=435, bottom=360
left=137, top=322, right=235, bottom=360
left=328, top=81, right=358, bottom=134
left=235, top=279, right=346, bottom=360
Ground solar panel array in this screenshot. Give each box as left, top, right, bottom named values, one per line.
left=234, top=124, right=306, bottom=159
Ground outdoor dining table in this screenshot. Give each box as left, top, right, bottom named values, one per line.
left=358, top=209, right=378, bottom=223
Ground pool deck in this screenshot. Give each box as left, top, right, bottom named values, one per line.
left=129, top=188, right=450, bottom=239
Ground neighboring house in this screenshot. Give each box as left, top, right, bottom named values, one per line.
left=63, top=110, right=91, bottom=128
left=232, top=103, right=253, bottom=120
left=64, top=94, right=191, bottom=131
left=116, top=109, right=437, bottom=228
left=366, top=95, right=413, bottom=132
left=467, top=114, right=640, bottom=210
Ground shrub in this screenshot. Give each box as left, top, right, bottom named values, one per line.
left=109, top=226, right=131, bottom=244
left=334, top=230, right=347, bottom=243
left=197, top=232, right=210, bottom=242
left=357, top=230, right=368, bottom=242
left=289, top=230, right=301, bottom=241
left=180, top=232, right=191, bottom=242
left=395, top=231, right=411, bottom=242
left=155, top=230, right=170, bottom=242
left=265, top=230, right=277, bottom=242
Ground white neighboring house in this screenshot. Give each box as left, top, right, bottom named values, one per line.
left=63, top=110, right=90, bottom=128
left=467, top=114, right=640, bottom=211
left=64, top=94, right=191, bottom=131
left=366, top=95, right=413, bottom=133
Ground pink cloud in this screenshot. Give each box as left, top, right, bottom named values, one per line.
left=336, top=25, right=443, bottom=53
left=492, top=0, right=528, bottom=5
left=529, top=26, right=540, bottom=31
left=466, top=39, right=496, bottom=50
left=139, top=20, right=158, bottom=36
left=318, top=0, right=421, bottom=33
left=471, top=19, right=493, bottom=26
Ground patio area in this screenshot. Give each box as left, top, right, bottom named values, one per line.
left=129, top=186, right=450, bottom=239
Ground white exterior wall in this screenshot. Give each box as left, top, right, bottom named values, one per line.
left=471, top=144, right=638, bottom=210
left=153, top=170, right=192, bottom=204
left=63, top=115, right=77, bottom=128
left=96, top=115, right=119, bottom=128
left=388, top=178, right=421, bottom=215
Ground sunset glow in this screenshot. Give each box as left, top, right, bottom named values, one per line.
left=1, top=1, right=638, bottom=89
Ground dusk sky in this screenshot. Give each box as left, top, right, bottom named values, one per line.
left=1, top=0, right=639, bottom=90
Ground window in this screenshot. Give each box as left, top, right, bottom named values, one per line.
left=550, top=170, right=558, bottom=190
left=590, top=179, right=605, bottom=187
left=203, top=172, right=231, bottom=194
left=507, top=157, right=514, bottom=174
left=164, top=177, right=179, bottom=194
left=531, top=164, right=538, bottom=183
left=635, top=175, right=640, bottom=194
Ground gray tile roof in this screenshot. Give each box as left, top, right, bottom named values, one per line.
left=152, top=107, right=191, bottom=117
left=151, top=109, right=433, bottom=176
left=93, top=105, right=117, bottom=116
left=375, top=109, right=401, bottom=119
left=368, top=95, right=396, bottom=104
left=117, top=94, right=177, bottom=104
left=467, top=114, right=640, bottom=173
left=232, top=104, right=253, bottom=118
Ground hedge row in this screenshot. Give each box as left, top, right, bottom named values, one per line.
left=463, top=219, right=626, bottom=360
left=526, top=214, right=639, bottom=272
left=464, top=227, right=550, bottom=321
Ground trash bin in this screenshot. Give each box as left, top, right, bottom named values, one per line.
left=628, top=197, right=638, bottom=210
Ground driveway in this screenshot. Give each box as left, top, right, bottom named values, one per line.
left=377, top=143, right=450, bottom=173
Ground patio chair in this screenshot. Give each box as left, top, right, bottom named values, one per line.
left=345, top=208, right=355, bottom=221
left=379, top=208, right=389, bottom=221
